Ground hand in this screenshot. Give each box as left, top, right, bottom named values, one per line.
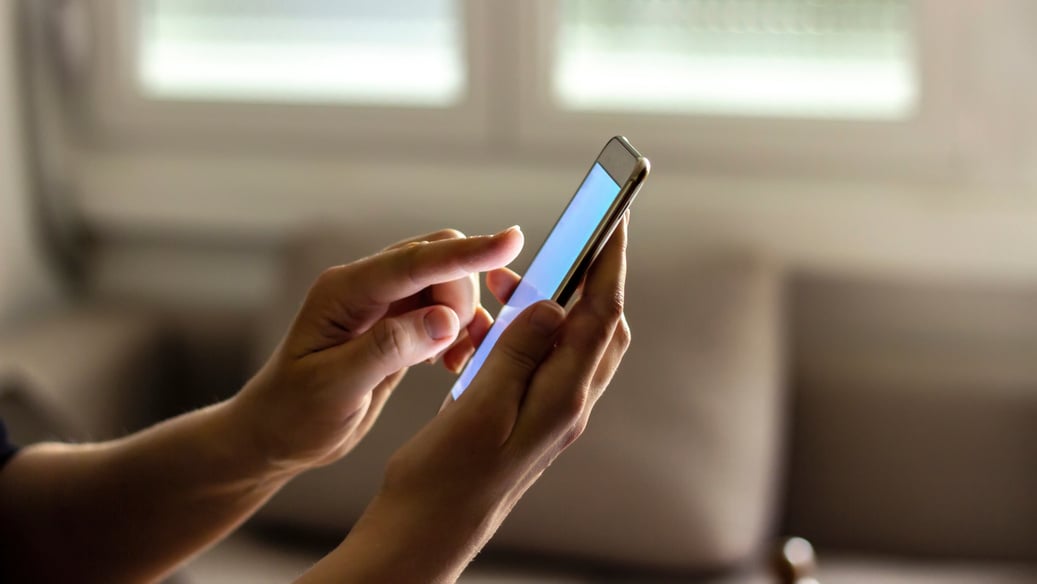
left=335, top=214, right=632, bottom=582
left=230, top=227, right=524, bottom=474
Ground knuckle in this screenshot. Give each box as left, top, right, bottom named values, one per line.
left=564, top=418, right=588, bottom=449
left=600, top=289, right=626, bottom=321
left=617, top=316, right=632, bottom=350
left=371, top=318, right=411, bottom=363
left=562, top=386, right=589, bottom=425
left=402, top=243, right=428, bottom=286
left=496, top=340, right=542, bottom=373
left=386, top=229, right=464, bottom=251
left=314, top=265, right=346, bottom=289
left=433, top=228, right=466, bottom=240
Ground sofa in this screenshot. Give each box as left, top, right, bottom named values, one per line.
left=1, top=227, right=1035, bottom=583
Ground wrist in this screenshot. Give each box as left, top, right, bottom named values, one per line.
left=336, top=478, right=501, bottom=581
left=209, top=396, right=304, bottom=489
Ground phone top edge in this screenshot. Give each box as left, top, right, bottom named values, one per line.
left=601, top=136, right=647, bottom=184
left=612, top=135, right=643, bottom=159
left=600, top=145, right=633, bottom=184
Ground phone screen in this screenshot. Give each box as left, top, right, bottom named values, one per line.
left=450, top=162, right=622, bottom=399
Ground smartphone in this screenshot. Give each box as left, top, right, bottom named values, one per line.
left=450, top=136, right=650, bottom=399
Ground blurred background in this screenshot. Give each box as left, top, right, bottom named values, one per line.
left=1, top=1, right=1036, bottom=583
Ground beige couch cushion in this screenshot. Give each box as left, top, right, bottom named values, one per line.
left=489, top=254, right=785, bottom=570
left=254, top=226, right=785, bottom=572
left=785, top=274, right=1037, bottom=561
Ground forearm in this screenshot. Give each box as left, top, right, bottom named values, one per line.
left=0, top=398, right=294, bottom=583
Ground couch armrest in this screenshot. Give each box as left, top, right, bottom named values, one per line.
left=0, top=305, right=171, bottom=442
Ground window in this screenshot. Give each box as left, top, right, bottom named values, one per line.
left=65, top=0, right=1021, bottom=192
left=554, top=0, right=917, bottom=119
left=137, top=0, right=464, bottom=107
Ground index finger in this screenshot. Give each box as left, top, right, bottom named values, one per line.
left=346, top=226, right=523, bottom=306
left=383, top=228, right=467, bottom=251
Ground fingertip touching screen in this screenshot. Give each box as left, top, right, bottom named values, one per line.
left=450, top=163, right=622, bottom=399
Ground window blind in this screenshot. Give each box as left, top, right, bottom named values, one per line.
left=554, top=0, right=917, bottom=119
left=138, top=0, right=464, bottom=106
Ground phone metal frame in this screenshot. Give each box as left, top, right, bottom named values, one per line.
left=549, top=136, right=650, bottom=307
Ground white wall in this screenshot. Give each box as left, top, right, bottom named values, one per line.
left=0, top=1, right=62, bottom=327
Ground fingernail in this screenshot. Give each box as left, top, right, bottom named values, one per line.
left=495, top=225, right=521, bottom=238
left=424, top=308, right=457, bottom=340
left=529, top=301, right=564, bottom=334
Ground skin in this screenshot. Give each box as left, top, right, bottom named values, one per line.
left=299, top=214, right=631, bottom=583
left=0, top=216, right=631, bottom=584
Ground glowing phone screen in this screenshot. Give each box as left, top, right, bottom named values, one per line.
left=450, top=163, right=621, bottom=399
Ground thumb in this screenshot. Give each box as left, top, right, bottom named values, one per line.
left=456, top=301, right=565, bottom=440
left=336, top=305, right=460, bottom=390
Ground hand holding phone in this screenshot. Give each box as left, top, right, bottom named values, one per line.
left=295, top=138, right=647, bottom=583
left=450, top=136, right=649, bottom=399
left=321, top=195, right=638, bottom=584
